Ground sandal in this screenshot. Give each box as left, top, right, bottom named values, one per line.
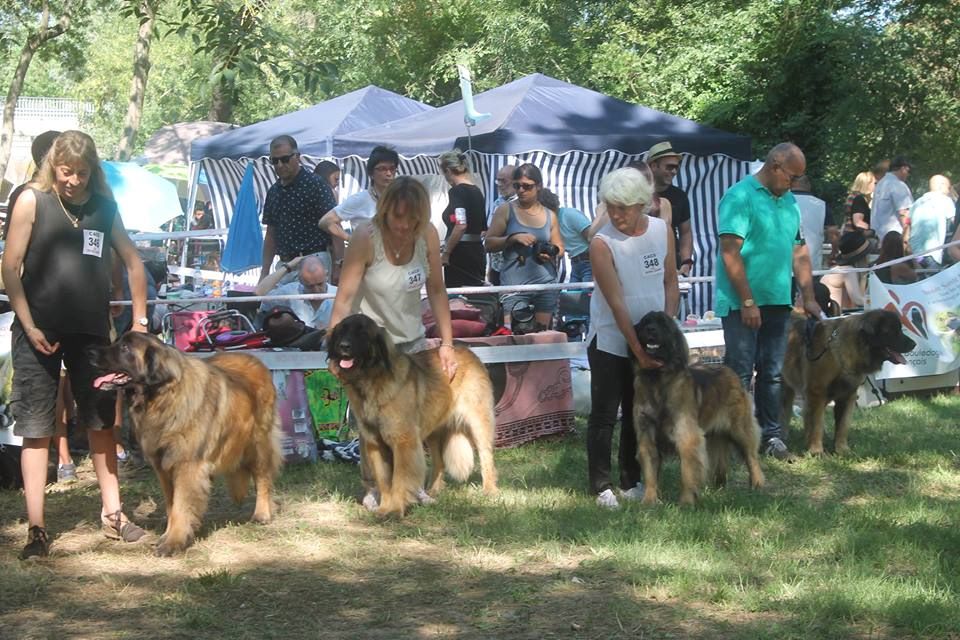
left=101, top=509, right=146, bottom=543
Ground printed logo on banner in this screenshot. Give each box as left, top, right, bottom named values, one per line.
left=867, top=264, right=960, bottom=378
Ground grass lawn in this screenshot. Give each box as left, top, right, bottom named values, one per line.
left=1, top=394, right=959, bottom=639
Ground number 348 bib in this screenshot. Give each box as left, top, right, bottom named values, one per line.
left=641, top=252, right=663, bottom=276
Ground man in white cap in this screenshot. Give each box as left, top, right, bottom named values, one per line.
left=646, top=141, right=695, bottom=276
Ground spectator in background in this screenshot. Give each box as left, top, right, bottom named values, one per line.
left=646, top=142, right=695, bottom=276
left=791, top=175, right=827, bottom=271
left=255, top=254, right=337, bottom=329
left=438, top=149, right=487, bottom=288
left=820, top=230, right=870, bottom=311
left=4, top=130, right=61, bottom=240
left=319, top=145, right=399, bottom=242
left=872, top=159, right=890, bottom=183
left=909, top=175, right=954, bottom=267
left=487, top=164, right=517, bottom=286
left=259, top=135, right=337, bottom=282
left=541, top=190, right=592, bottom=283
left=874, top=231, right=917, bottom=284
left=872, top=156, right=913, bottom=245
left=484, top=164, right=564, bottom=330
left=313, top=160, right=341, bottom=200
left=844, top=171, right=876, bottom=237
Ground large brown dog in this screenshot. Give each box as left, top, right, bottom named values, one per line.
left=92, top=332, right=281, bottom=555
left=327, top=314, right=498, bottom=517
left=781, top=309, right=915, bottom=455
left=632, top=311, right=765, bottom=505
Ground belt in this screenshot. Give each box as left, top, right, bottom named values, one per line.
left=570, top=252, right=590, bottom=263
left=458, top=233, right=484, bottom=242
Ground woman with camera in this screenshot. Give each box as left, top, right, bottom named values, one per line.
left=484, top=163, right=564, bottom=330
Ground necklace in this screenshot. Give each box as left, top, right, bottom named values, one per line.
left=53, top=190, right=81, bottom=228
left=382, top=231, right=405, bottom=260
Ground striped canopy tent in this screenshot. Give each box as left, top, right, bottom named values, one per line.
left=330, top=74, right=752, bottom=315
left=189, top=86, right=433, bottom=228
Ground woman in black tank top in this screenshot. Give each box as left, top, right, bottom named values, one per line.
left=1, top=131, right=151, bottom=558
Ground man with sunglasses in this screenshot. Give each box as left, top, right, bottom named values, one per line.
left=714, top=142, right=821, bottom=461
left=647, top=142, right=695, bottom=277
left=260, top=135, right=337, bottom=283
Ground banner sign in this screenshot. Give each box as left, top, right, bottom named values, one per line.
left=867, top=262, right=960, bottom=379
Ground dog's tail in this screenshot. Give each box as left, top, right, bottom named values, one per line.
left=443, top=432, right=476, bottom=482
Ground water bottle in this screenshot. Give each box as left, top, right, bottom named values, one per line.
left=193, top=267, right=204, bottom=293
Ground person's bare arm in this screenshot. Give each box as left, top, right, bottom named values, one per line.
left=327, top=225, right=372, bottom=333
left=662, top=225, right=680, bottom=316
left=319, top=209, right=349, bottom=241
left=483, top=204, right=513, bottom=252
left=1, top=190, right=58, bottom=353
left=424, top=226, right=457, bottom=379
left=792, top=243, right=822, bottom=319
left=110, top=214, right=148, bottom=331
left=260, top=225, right=277, bottom=282
left=255, top=255, right=303, bottom=295
left=719, top=234, right=760, bottom=329
left=588, top=201, right=608, bottom=239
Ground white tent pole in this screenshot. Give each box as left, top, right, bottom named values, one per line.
left=181, top=160, right=202, bottom=272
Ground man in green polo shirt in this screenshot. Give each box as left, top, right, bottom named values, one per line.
left=715, top=142, right=822, bottom=460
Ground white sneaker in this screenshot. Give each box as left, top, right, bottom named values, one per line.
left=596, top=488, right=620, bottom=509
left=361, top=490, right=380, bottom=511
left=619, top=483, right=645, bottom=501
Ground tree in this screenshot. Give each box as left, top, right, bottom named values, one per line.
left=0, top=0, right=77, bottom=181
left=114, top=0, right=159, bottom=161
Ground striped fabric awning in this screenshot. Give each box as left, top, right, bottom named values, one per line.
left=198, top=150, right=748, bottom=314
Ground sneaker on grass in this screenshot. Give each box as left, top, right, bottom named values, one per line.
left=596, top=488, right=620, bottom=509
left=57, top=463, right=77, bottom=483
left=619, top=483, right=645, bottom=501
left=763, top=437, right=795, bottom=461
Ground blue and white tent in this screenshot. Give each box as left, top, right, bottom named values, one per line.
left=190, top=86, right=433, bottom=227
left=330, top=74, right=752, bottom=314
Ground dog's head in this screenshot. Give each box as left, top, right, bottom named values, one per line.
left=859, top=309, right=916, bottom=368
left=326, top=314, right=393, bottom=377
left=633, top=311, right=688, bottom=371
left=90, top=332, right=179, bottom=391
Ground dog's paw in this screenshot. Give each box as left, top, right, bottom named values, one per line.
left=250, top=512, right=272, bottom=525
left=361, top=491, right=380, bottom=512
left=416, top=488, right=436, bottom=505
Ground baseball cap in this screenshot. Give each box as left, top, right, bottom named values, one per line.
left=645, top=141, right=681, bottom=163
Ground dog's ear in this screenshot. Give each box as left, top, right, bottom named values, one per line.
left=374, top=326, right=392, bottom=374
left=142, top=341, right=177, bottom=387
left=664, top=314, right=690, bottom=368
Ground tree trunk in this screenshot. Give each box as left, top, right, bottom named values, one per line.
left=207, top=76, right=236, bottom=123
left=0, top=2, right=72, bottom=183
left=114, top=0, right=156, bottom=161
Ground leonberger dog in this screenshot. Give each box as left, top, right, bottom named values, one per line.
left=632, top=311, right=765, bottom=505
left=92, top=332, right=281, bottom=556
left=781, top=309, right=915, bottom=455
left=327, top=314, right=498, bottom=517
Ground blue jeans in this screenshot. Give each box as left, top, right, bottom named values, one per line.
left=722, top=306, right=791, bottom=443
left=570, top=258, right=593, bottom=283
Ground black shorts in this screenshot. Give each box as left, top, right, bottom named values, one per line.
left=10, top=322, right=116, bottom=439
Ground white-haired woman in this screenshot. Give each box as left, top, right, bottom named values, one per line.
left=586, top=167, right=679, bottom=509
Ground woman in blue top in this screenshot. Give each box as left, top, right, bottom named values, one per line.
left=484, top=164, right=564, bottom=330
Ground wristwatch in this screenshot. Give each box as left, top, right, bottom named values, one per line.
left=742, top=299, right=756, bottom=308
left=136, top=317, right=149, bottom=327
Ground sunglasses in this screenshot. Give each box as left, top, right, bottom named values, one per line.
left=513, top=181, right=538, bottom=192
left=270, top=153, right=298, bottom=165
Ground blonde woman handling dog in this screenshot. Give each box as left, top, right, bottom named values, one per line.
left=586, top=167, right=679, bottom=509
left=2, top=131, right=149, bottom=558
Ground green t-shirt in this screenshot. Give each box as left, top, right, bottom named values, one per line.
left=714, top=175, right=801, bottom=316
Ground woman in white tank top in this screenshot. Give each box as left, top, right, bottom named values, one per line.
left=328, top=177, right=458, bottom=379
left=586, top=167, right=680, bottom=509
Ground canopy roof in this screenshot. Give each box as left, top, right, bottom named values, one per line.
left=332, top=74, right=751, bottom=159
left=191, top=86, right=433, bottom=161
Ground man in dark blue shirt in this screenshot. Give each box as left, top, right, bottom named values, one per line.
left=259, top=135, right=337, bottom=282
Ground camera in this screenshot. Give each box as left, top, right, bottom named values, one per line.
left=534, top=242, right=560, bottom=264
